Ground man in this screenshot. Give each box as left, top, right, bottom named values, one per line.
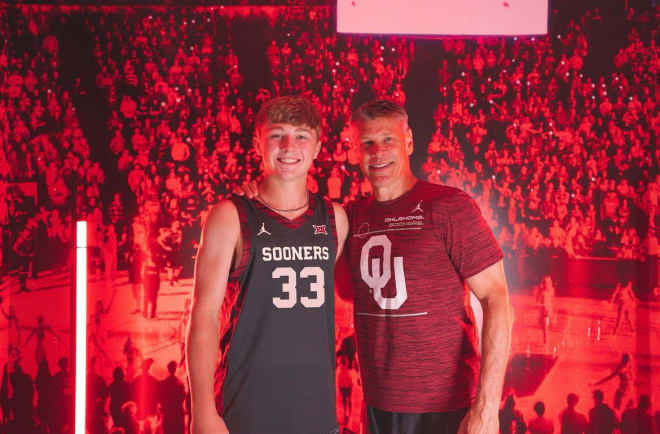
left=620, top=395, right=655, bottom=434
left=141, top=248, right=160, bottom=319
left=87, top=356, right=109, bottom=431
left=559, top=393, right=588, bottom=434
left=240, top=99, right=512, bottom=433
left=52, top=357, right=73, bottom=433
left=108, top=367, right=131, bottom=432
left=342, top=100, right=512, bottom=433
left=527, top=401, right=554, bottom=434
left=187, top=96, right=348, bottom=434
left=499, top=395, right=526, bottom=434
left=12, top=217, right=38, bottom=293
left=588, top=390, right=617, bottom=434
left=159, top=360, right=186, bottom=434
left=9, top=361, right=34, bottom=433
left=131, top=358, right=158, bottom=421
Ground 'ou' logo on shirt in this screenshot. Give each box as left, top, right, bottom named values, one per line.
left=313, top=225, right=327, bottom=235
left=360, top=235, right=408, bottom=310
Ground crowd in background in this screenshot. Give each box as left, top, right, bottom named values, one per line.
left=0, top=2, right=658, bottom=433
left=420, top=7, right=659, bottom=266
left=2, top=5, right=658, bottom=289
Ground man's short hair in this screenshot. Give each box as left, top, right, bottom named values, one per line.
left=593, top=389, right=604, bottom=402
left=255, top=95, right=321, bottom=140
left=533, top=401, right=545, bottom=416
left=350, top=99, right=408, bottom=126
left=58, top=357, right=69, bottom=370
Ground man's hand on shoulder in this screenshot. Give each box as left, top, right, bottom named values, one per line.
left=191, top=412, right=229, bottom=434
left=457, top=407, right=498, bottom=434
left=233, top=180, right=259, bottom=199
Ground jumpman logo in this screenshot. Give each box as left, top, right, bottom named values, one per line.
left=411, top=200, right=423, bottom=214
left=257, top=223, right=271, bottom=236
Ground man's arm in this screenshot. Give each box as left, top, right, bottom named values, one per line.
left=334, top=250, right=353, bottom=301
left=332, top=203, right=349, bottom=260
left=332, top=204, right=353, bottom=301
left=186, top=200, right=240, bottom=434
left=459, top=259, right=513, bottom=434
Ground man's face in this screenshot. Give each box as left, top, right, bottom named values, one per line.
left=254, top=121, right=320, bottom=181
left=352, top=116, right=413, bottom=189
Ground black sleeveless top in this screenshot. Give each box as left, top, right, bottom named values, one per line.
left=215, top=194, right=338, bottom=434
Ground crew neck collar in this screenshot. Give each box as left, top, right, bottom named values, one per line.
left=373, top=180, right=420, bottom=206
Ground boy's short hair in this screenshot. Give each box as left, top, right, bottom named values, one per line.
left=350, top=99, right=408, bottom=126
left=255, top=95, right=321, bottom=140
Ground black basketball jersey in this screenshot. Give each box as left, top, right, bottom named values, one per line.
left=215, top=194, right=338, bottom=434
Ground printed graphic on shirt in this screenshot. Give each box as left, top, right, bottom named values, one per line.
left=257, top=222, right=271, bottom=236
left=358, top=234, right=431, bottom=317
left=261, top=245, right=329, bottom=309
left=356, top=208, right=426, bottom=237
left=271, top=266, right=326, bottom=309
left=261, top=245, right=330, bottom=262
left=313, top=224, right=328, bottom=235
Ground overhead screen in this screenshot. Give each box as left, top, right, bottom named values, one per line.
left=337, top=0, right=548, bottom=36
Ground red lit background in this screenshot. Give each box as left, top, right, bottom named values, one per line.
left=0, top=1, right=658, bottom=433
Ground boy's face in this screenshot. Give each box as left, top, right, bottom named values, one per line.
left=254, top=121, right=320, bottom=181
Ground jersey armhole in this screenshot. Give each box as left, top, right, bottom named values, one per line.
left=228, top=196, right=250, bottom=282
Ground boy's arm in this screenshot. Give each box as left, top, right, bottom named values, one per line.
left=186, top=200, right=240, bottom=434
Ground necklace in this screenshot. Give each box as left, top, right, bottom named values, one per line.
left=258, top=193, right=309, bottom=213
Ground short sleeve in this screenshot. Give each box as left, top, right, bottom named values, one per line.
left=443, top=190, right=503, bottom=279
left=344, top=199, right=356, bottom=233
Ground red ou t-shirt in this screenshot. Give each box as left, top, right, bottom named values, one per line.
left=345, top=180, right=503, bottom=413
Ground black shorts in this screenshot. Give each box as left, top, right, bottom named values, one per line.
left=367, top=406, right=469, bottom=434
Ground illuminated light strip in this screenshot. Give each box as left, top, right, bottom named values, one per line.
left=75, top=221, right=87, bottom=434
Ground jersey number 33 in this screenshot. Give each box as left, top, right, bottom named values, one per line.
left=272, top=266, right=325, bottom=308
